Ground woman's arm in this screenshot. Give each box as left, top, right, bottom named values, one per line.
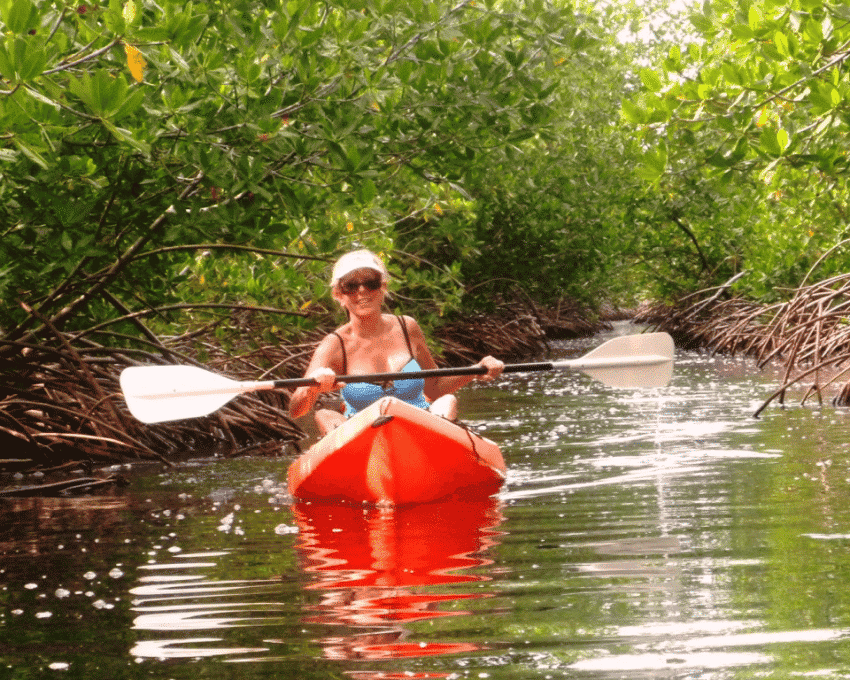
left=404, top=316, right=503, bottom=402
left=289, top=335, right=344, bottom=419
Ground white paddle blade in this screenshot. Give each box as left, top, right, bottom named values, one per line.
left=120, top=365, right=243, bottom=424
left=580, top=356, right=673, bottom=388
left=556, top=332, right=675, bottom=389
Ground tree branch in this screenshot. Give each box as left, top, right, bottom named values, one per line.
left=72, top=302, right=311, bottom=342
left=670, top=214, right=710, bottom=272
left=43, top=38, right=122, bottom=75
left=4, top=173, right=206, bottom=351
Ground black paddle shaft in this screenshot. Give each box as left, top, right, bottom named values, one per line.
left=270, top=362, right=555, bottom=388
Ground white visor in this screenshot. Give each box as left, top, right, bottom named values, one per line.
left=331, top=250, right=388, bottom=285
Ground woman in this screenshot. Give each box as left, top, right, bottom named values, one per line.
left=290, top=250, right=504, bottom=434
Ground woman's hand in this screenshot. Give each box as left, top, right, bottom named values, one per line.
left=476, top=355, right=504, bottom=382
left=308, top=367, right=342, bottom=392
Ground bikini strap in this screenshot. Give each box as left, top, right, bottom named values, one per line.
left=334, top=319, right=410, bottom=376
left=397, top=315, right=415, bottom=358
left=332, top=331, right=347, bottom=374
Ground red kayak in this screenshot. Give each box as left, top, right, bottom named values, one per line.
left=287, top=396, right=505, bottom=504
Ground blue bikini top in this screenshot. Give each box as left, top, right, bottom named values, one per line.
left=335, top=316, right=430, bottom=417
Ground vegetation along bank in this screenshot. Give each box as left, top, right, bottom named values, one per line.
left=5, top=0, right=850, bottom=491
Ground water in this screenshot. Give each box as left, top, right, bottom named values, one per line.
left=4, top=326, right=850, bottom=679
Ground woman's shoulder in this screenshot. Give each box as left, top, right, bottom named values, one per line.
left=396, top=314, right=428, bottom=344
left=307, top=329, right=346, bottom=371
left=393, top=313, right=426, bottom=337
left=326, top=320, right=352, bottom=337
left=317, top=326, right=347, bottom=349
left=394, top=313, right=420, bottom=328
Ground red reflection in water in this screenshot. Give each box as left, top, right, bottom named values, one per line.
left=293, top=497, right=504, bottom=668
left=345, top=673, right=460, bottom=680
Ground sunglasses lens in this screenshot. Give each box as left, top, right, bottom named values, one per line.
left=341, top=277, right=381, bottom=294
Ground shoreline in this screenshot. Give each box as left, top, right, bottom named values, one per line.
left=8, top=272, right=850, bottom=495
left=0, top=300, right=610, bottom=494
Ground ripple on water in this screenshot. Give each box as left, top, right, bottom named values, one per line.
left=6, top=340, right=850, bottom=679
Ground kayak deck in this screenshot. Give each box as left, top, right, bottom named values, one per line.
left=287, top=397, right=505, bottom=504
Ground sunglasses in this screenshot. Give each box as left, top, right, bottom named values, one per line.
left=339, top=275, right=382, bottom=295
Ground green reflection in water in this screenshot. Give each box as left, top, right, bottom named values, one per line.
left=4, top=346, right=850, bottom=678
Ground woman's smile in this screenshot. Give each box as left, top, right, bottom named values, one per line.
left=350, top=290, right=380, bottom=310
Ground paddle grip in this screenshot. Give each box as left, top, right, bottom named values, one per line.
left=502, top=362, right=554, bottom=374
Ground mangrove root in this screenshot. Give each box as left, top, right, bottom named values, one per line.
left=635, top=272, right=850, bottom=416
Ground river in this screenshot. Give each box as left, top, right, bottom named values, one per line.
left=3, top=324, right=850, bottom=679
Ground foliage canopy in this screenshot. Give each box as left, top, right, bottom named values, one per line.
left=626, top=0, right=850, bottom=302
left=2, top=0, right=638, bottom=357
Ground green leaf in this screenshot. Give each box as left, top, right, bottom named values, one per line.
left=346, top=145, right=361, bottom=171
left=808, top=82, right=833, bottom=112
left=722, top=62, right=743, bottom=86
left=637, top=163, right=663, bottom=183
left=15, top=138, right=48, bottom=169
left=760, top=128, right=781, bottom=155
left=774, top=31, right=790, bottom=58
left=134, top=27, right=171, bottom=42
left=640, top=68, right=662, bottom=92
left=18, top=44, right=46, bottom=81
left=731, top=24, right=754, bottom=41
left=68, top=73, right=95, bottom=112
left=357, top=178, right=376, bottom=203
left=689, top=13, right=713, bottom=32
left=505, top=50, right=524, bottom=69
left=114, top=87, right=146, bottom=120
left=508, top=129, right=536, bottom=143
left=748, top=6, right=762, bottom=31
left=22, top=85, right=59, bottom=111
left=397, top=59, right=414, bottom=84
left=803, top=17, right=823, bottom=43
left=668, top=45, right=681, bottom=64
left=730, top=136, right=750, bottom=163
left=0, top=41, right=14, bottom=81
left=101, top=119, right=151, bottom=156
left=663, top=45, right=682, bottom=72
left=56, top=200, right=92, bottom=228
left=104, top=0, right=127, bottom=33
left=4, top=0, right=38, bottom=34
left=641, top=143, right=667, bottom=180
left=102, top=72, right=128, bottom=115
left=72, top=70, right=129, bottom=117
left=706, top=150, right=733, bottom=168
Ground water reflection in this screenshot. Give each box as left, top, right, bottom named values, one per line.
left=129, top=550, right=285, bottom=660
left=293, top=498, right=505, bottom=664
left=0, top=495, right=128, bottom=558
left=10, top=337, right=850, bottom=679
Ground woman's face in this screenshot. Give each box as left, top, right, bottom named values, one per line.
left=334, top=268, right=385, bottom=314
